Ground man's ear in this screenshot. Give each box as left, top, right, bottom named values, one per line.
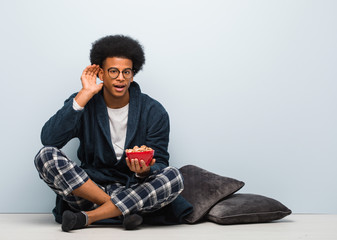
left=98, top=68, right=104, bottom=81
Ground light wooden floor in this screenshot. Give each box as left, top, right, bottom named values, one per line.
left=0, top=214, right=336, bottom=240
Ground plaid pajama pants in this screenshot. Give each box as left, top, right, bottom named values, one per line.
left=34, top=146, right=184, bottom=216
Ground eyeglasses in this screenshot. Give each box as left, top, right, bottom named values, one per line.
left=107, top=67, right=134, bottom=80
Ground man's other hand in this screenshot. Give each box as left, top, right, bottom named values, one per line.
left=126, top=157, right=156, bottom=177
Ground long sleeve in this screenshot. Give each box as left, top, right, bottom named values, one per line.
left=41, top=93, right=83, bottom=149
left=146, top=110, right=170, bottom=174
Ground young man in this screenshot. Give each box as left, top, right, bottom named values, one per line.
left=34, top=35, right=192, bottom=231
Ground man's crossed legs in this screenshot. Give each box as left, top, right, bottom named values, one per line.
left=34, top=147, right=184, bottom=231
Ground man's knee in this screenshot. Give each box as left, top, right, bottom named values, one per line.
left=34, top=146, right=61, bottom=173
left=162, top=166, right=184, bottom=193
left=34, top=146, right=89, bottom=198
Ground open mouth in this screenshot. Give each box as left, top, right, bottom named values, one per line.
left=113, top=84, right=126, bottom=92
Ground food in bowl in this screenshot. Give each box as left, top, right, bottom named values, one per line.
left=125, top=145, right=155, bottom=166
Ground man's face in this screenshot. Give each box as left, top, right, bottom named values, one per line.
left=99, top=57, right=133, bottom=103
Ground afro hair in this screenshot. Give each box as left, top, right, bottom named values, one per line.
left=90, top=35, right=145, bottom=75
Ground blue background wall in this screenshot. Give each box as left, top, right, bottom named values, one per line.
left=0, top=0, right=336, bottom=213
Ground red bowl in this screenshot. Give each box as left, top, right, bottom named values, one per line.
left=126, top=150, right=154, bottom=166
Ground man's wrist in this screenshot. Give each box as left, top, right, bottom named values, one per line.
left=135, top=169, right=150, bottom=178
left=73, top=98, right=84, bottom=111
left=74, top=89, right=95, bottom=108
left=135, top=173, right=146, bottom=178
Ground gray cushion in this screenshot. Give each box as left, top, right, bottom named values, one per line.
left=207, top=193, right=292, bottom=224
left=179, top=165, right=245, bottom=223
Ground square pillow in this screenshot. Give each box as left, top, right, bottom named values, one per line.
left=207, top=193, right=292, bottom=224
left=179, top=165, right=245, bottom=223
